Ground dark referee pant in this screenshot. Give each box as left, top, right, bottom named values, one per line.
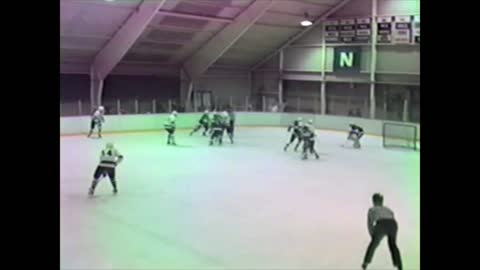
left=363, top=219, right=403, bottom=269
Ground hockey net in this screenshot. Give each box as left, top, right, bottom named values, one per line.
left=383, top=122, right=419, bottom=150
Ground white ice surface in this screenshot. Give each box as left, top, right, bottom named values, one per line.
left=61, top=127, right=420, bottom=270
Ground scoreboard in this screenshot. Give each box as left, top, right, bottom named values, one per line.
left=325, top=15, right=420, bottom=45
left=413, top=15, right=420, bottom=43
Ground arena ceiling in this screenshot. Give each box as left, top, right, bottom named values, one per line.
left=60, top=0, right=351, bottom=77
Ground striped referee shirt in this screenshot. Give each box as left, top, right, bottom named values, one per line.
left=367, top=205, right=395, bottom=235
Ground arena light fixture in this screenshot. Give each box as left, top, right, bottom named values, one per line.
left=301, top=20, right=313, bottom=26
left=105, top=0, right=115, bottom=2
left=301, top=12, right=313, bottom=27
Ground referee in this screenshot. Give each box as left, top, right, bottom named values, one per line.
left=362, top=193, right=403, bottom=270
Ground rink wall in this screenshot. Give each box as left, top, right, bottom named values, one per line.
left=60, top=113, right=420, bottom=139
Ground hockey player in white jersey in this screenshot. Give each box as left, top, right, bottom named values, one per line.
left=164, top=111, right=178, bottom=145
left=88, top=142, right=123, bottom=196
left=87, top=106, right=105, bottom=138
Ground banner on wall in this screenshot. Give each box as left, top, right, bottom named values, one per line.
left=413, top=15, right=420, bottom=44
left=377, top=16, right=393, bottom=43
left=333, top=47, right=361, bottom=73
left=339, top=19, right=356, bottom=43
left=355, top=18, right=371, bottom=43
left=393, top=15, right=412, bottom=44
left=324, top=20, right=340, bottom=43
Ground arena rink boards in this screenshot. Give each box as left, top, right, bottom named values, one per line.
left=60, top=127, right=420, bottom=270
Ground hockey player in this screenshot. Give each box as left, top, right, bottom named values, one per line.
left=362, top=193, right=403, bottom=270
left=344, top=123, right=364, bottom=149
left=284, top=117, right=303, bottom=151
left=300, top=120, right=319, bottom=160
left=189, top=110, right=210, bottom=136
left=87, top=106, right=105, bottom=138
left=209, top=113, right=224, bottom=146
left=221, top=110, right=231, bottom=141
left=226, top=108, right=235, bottom=144
left=88, top=142, right=123, bottom=196
left=164, top=111, right=177, bottom=145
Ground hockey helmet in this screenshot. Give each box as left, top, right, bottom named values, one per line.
left=106, top=142, right=114, bottom=149
left=372, top=193, right=384, bottom=205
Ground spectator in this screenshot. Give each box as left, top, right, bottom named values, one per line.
left=271, top=104, right=278, bottom=112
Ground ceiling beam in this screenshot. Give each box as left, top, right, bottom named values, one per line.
left=91, top=0, right=168, bottom=80
left=148, top=24, right=217, bottom=33
left=297, top=0, right=336, bottom=8
left=61, top=62, right=91, bottom=74
left=255, top=22, right=303, bottom=30
left=265, top=10, right=307, bottom=18
left=61, top=34, right=111, bottom=40
left=157, top=10, right=234, bottom=23
left=183, top=0, right=275, bottom=81
left=251, top=0, right=353, bottom=71
left=60, top=0, right=135, bottom=10
left=136, top=38, right=189, bottom=45
left=60, top=46, right=99, bottom=51
left=120, top=60, right=179, bottom=66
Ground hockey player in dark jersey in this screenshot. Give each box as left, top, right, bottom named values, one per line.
left=189, top=110, right=210, bottom=136
left=344, top=123, right=364, bottom=149
left=88, top=142, right=123, bottom=196
left=284, top=117, right=303, bottom=151
left=226, top=109, right=235, bottom=144
left=300, top=120, right=319, bottom=160
left=164, top=111, right=177, bottom=145
left=209, top=113, right=225, bottom=146
left=87, top=106, right=105, bottom=138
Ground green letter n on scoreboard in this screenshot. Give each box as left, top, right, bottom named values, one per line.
left=339, top=52, right=354, bottom=68
left=334, top=47, right=361, bottom=72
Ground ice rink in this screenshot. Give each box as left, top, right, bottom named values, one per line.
left=60, top=127, right=420, bottom=270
